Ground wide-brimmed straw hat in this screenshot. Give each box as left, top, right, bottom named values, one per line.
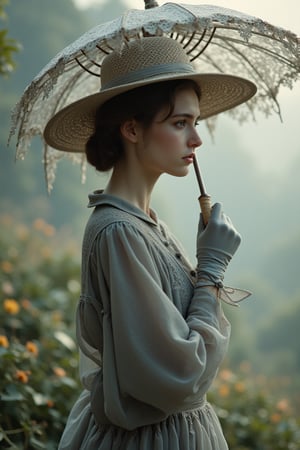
left=44, top=36, right=257, bottom=153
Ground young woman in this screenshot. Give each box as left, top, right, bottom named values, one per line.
left=44, top=36, right=256, bottom=449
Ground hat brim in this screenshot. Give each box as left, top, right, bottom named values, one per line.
left=44, top=72, right=256, bottom=153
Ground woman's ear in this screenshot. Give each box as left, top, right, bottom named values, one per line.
left=120, top=119, right=139, bottom=143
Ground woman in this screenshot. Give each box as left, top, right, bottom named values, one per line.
left=44, top=36, right=256, bottom=449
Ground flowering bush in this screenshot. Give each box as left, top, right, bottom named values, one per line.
left=209, top=364, right=300, bottom=450
left=1, top=214, right=300, bottom=449
left=0, top=215, right=81, bottom=449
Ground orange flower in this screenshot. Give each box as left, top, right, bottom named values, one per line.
left=218, top=369, right=234, bottom=382
left=0, top=335, right=9, bottom=348
left=15, top=370, right=30, bottom=383
left=21, top=298, right=32, bottom=310
left=47, top=399, right=54, bottom=408
left=3, top=298, right=20, bottom=314
left=270, top=413, right=281, bottom=424
left=1, top=261, right=13, bottom=273
left=276, top=398, right=290, bottom=412
left=33, top=218, right=55, bottom=237
left=219, top=384, right=230, bottom=397
left=26, top=341, right=39, bottom=357
left=53, top=367, right=66, bottom=377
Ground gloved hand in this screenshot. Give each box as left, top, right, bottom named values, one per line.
left=196, top=203, right=241, bottom=287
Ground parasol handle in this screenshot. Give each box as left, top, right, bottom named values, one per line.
left=193, top=155, right=212, bottom=225
left=199, top=194, right=212, bottom=226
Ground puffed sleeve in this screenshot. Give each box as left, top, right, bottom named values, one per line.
left=86, top=221, right=230, bottom=430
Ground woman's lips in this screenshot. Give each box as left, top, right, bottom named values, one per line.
left=182, top=153, right=194, bottom=164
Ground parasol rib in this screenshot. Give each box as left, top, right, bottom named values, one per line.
left=75, top=57, right=100, bottom=77
left=220, top=40, right=283, bottom=118
left=190, top=28, right=216, bottom=61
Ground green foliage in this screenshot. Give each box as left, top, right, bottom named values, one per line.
left=0, top=215, right=81, bottom=449
left=0, top=28, right=19, bottom=75
left=209, top=365, right=300, bottom=450
left=0, top=0, right=19, bottom=76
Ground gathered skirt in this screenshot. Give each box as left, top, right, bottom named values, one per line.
left=58, top=390, right=228, bottom=450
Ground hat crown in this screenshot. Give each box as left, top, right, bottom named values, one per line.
left=101, top=37, right=192, bottom=90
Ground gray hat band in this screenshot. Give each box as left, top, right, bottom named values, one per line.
left=101, top=62, right=195, bottom=91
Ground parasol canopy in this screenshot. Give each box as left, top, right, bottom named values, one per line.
left=9, top=1, right=300, bottom=191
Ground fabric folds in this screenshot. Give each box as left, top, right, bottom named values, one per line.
left=58, top=193, right=230, bottom=449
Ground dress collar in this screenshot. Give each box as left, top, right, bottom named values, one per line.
left=87, top=190, right=158, bottom=227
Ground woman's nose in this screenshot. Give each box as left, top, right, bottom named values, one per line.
left=189, top=128, right=202, bottom=148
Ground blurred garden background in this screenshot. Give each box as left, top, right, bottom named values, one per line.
left=1, top=0, right=300, bottom=448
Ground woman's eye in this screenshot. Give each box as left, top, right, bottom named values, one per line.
left=175, top=120, right=186, bottom=128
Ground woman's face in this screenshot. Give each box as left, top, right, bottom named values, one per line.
left=136, top=88, right=202, bottom=179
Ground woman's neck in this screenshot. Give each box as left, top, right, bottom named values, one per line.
left=103, top=161, right=158, bottom=216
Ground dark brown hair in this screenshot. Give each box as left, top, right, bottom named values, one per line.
left=85, top=79, right=200, bottom=172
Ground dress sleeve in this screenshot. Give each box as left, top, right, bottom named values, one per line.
left=87, top=221, right=230, bottom=429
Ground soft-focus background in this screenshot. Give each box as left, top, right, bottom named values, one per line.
left=1, top=0, right=300, bottom=448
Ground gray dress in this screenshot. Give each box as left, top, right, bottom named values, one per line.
left=58, top=192, right=230, bottom=450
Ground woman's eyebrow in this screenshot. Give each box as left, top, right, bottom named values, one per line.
left=171, top=113, right=201, bottom=121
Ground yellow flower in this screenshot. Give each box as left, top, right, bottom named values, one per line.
left=3, top=298, right=20, bottom=315
left=26, top=341, right=39, bottom=357
left=53, top=367, right=66, bottom=377
left=0, top=335, right=9, bottom=348
left=15, top=370, right=30, bottom=384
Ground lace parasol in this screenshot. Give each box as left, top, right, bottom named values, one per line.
left=9, top=1, right=300, bottom=191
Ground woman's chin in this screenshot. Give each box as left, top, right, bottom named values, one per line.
left=167, top=167, right=190, bottom=178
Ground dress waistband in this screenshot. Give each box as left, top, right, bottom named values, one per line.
left=174, top=396, right=207, bottom=414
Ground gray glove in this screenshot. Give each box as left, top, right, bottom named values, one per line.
left=196, top=203, right=241, bottom=287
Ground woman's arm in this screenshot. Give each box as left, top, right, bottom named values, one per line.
left=87, top=219, right=231, bottom=428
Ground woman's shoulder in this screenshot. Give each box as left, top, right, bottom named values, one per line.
left=83, top=205, right=156, bottom=256
left=87, top=204, right=145, bottom=236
